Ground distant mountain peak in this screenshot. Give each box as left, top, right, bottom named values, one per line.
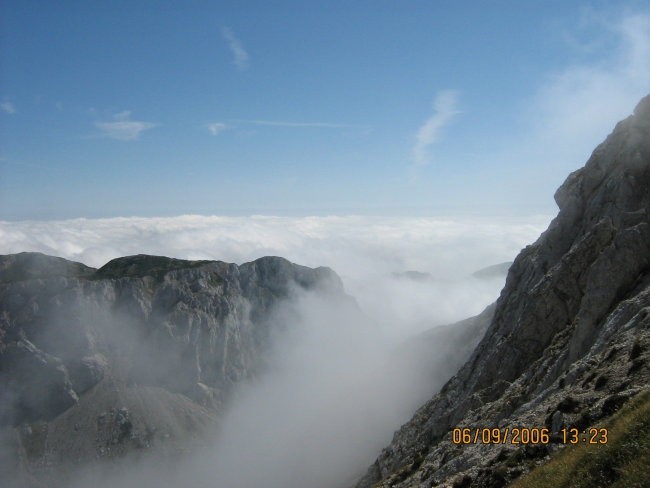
left=634, top=93, right=650, bottom=117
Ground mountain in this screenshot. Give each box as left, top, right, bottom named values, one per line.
left=471, top=262, right=512, bottom=280
left=3, top=96, right=649, bottom=488
left=0, top=253, right=350, bottom=485
left=355, top=95, right=650, bottom=487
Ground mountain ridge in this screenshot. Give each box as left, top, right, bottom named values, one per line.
left=354, top=95, right=650, bottom=487
left=1, top=96, right=648, bottom=488
left=0, top=252, right=357, bottom=486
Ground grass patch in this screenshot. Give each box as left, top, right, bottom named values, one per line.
left=508, top=390, right=650, bottom=488
left=94, top=254, right=212, bottom=281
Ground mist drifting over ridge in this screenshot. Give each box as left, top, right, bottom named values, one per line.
left=0, top=214, right=547, bottom=488
left=0, top=214, right=550, bottom=334
left=2, top=1, right=650, bottom=485
left=0, top=215, right=550, bottom=275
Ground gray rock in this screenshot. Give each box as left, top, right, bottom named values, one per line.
left=550, top=410, right=563, bottom=433
left=471, top=261, right=512, bottom=280
left=66, top=354, right=108, bottom=394
left=0, top=253, right=347, bottom=428
left=0, top=252, right=356, bottom=482
left=401, top=303, right=496, bottom=389
left=354, top=95, right=650, bottom=487
left=0, top=338, right=78, bottom=424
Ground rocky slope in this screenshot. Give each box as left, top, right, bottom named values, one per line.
left=0, top=253, right=349, bottom=484
left=0, top=251, right=497, bottom=488
left=355, top=96, right=650, bottom=487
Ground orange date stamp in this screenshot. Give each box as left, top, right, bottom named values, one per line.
left=451, top=427, right=608, bottom=445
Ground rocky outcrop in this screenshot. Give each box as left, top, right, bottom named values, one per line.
left=355, top=96, right=650, bottom=487
left=0, top=339, right=79, bottom=423
left=0, top=253, right=348, bottom=478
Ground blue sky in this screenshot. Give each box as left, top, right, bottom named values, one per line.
left=1, top=0, right=649, bottom=220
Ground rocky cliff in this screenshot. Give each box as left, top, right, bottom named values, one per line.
left=0, top=250, right=493, bottom=488
left=0, top=253, right=347, bottom=483
left=355, top=96, right=650, bottom=487
left=3, top=97, right=649, bottom=488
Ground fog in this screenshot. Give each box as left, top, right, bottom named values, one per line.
left=0, top=215, right=550, bottom=488
left=0, top=214, right=549, bottom=331
left=55, top=284, right=467, bottom=488
left=185, top=289, right=437, bottom=488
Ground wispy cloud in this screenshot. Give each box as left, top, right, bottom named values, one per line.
left=489, top=10, right=650, bottom=206
left=207, top=122, right=227, bottom=136
left=1, top=101, right=16, bottom=114
left=527, top=12, right=650, bottom=149
left=241, top=119, right=368, bottom=129
left=222, top=27, right=249, bottom=70
left=412, top=90, right=460, bottom=167
left=95, top=111, right=158, bottom=141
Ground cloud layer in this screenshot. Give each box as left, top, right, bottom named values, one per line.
left=0, top=214, right=550, bottom=333
left=95, top=111, right=158, bottom=141
left=502, top=11, right=650, bottom=182
left=0, top=214, right=547, bottom=276
left=222, top=27, right=249, bottom=70
left=412, top=90, right=459, bottom=167
left=206, top=122, right=227, bottom=136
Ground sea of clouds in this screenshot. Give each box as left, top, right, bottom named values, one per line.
left=0, top=215, right=550, bottom=488
left=0, top=214, right=551, bottom=336
left=1, top=214, right=555, bottom=488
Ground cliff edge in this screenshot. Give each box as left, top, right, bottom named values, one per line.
left=355, top=96, right=650, bottom=487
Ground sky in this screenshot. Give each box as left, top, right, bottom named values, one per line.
left=1, top=1, right=650, bottom=220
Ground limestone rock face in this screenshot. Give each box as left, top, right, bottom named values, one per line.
left=471, top=262, right=512, bottom=280
left=0, top=253, right=347, bottom=476
left=0, top=339, right=79, bottom=423
left=355, top=96, right=650, bottom=487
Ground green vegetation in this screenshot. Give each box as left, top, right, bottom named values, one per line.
left=509, top=390, right=650, bottom=488
left=94, top=254, right=212, bottom=281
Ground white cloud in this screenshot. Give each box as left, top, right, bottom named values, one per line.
left=504, top=12, right=650, bottom=177
left=0, top=214, right=550, bottom=333
left=222, top=26, right=250, bottom=70
left=0, top=214, right=547, bottom=275
left=1, top=101, right=16, bottom=114
left=95, top=110, right=158, bottom=141
left=412, top=90, right=460, bottom=167
left=530, top=13, right=650, bottom=149
left=452, top=11, right=650, bottom=213
left=207, top=122, right=227, bottom=136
